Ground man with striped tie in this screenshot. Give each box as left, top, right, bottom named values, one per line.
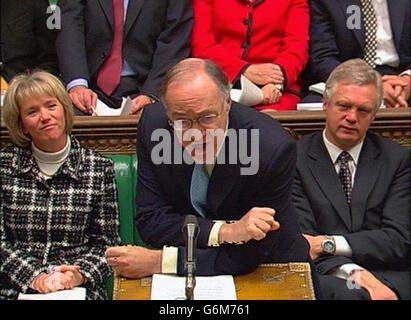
left=293, top=59, right=410, bottom=299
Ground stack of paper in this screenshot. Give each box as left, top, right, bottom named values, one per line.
left=150, top=274, right=237, bottom=300
left=17, top=287, right=86, bottom=300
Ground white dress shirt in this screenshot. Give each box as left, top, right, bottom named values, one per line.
left=372, top=0, right=410, bottom=75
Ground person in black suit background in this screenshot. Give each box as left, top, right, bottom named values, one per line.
left=1, top=0, right=59, bottom=83
left=304, top=0, right=410, bottom=108
left=56, top=0, right=192, bottom=114
left=106, top=59, right=318, bottom=297
left=294, top=59, right=410, bottom=300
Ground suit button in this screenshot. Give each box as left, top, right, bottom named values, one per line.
left=243, top=19, right=249, bottom=25
left=241, top=43, right=249, bottom=49
left=101, top=53, right=107, bottom=59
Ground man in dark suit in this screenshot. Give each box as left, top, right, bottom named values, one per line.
left=56, top=0, right=192, bottom=114
left=304, top=0, right=410, bottom=107
left=1, top=0, right=59, bottom=82
left=106, top=59, right=315, bottom=293
left=294, top=59, right=410, bottom=299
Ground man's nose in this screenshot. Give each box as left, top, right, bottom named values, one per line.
left=345, top=109, right=358, bottom=122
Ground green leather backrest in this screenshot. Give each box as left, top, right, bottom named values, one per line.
left=104, top=154, right=138, bottom=299
left=105, top=155, right=136, bottom=245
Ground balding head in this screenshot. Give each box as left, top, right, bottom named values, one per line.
left=159, top=58, right=232, bottom=108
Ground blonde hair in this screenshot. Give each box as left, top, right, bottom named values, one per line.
left=2, top=70, right=74, bottom=147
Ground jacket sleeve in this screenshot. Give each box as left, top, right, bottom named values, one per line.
left=0, top=187, right=51, bottom=293
left=55, top=0, right=91, bottom=85
left=191, top=0, right=249, bottom=82
left=72, top=163, right=121, bottom=288
left=273, top=0, right=310, bottom=89
left=308, top=0, right=343, bottom=83
left=180, top=139, right=308, bottom=276
left=140, top=0, right=193, bottom=97
left=345, top=151, right=411, bottom=270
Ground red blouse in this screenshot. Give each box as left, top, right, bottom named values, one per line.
left=192, top=0, right=310, bottom=110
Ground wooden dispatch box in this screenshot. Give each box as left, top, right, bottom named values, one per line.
left=113, top=262, right=315, bottom=300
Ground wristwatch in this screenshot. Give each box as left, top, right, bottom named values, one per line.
left=321, top=236, right=336, bottom=255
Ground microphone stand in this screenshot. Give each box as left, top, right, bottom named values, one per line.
left=183, top=215, right=199, bottom=300
left=185, top=261, right=196, bottom=300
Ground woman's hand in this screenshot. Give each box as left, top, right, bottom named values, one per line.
left=31, top=265, right=85, bottom=293
left=261, top=83, right=282, bottom=105
left=243, top=64, right=284, bottom=86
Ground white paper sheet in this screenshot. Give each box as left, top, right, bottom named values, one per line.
left=309, top=82, right=326, bottom=95
left=230, top=75, right=264, bottom=107
left=93, top=96, right=133, bottom=116
left=296, top=102, right=324, bottom=111
left=150, top=274, right=237, bottom=300
left=17, top=287, right=86, bottom=300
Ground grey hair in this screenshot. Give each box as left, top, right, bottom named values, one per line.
left=159, top=58, right=232, bottom=108
left=324, top=59, right=383, bottom=111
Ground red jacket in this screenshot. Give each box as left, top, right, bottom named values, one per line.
left=192, top=0, right=310, bottom=110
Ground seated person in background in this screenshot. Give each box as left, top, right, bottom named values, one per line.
left=191, top=0, right=310, bottom=111
left=293, top=59, right=410, bottom=300
left=56, top=0, right=193, bottom=115
left=106, top=58, right=319, bottom=297
left=305, top=0, right=410, bottom=107
left=1, top=0, right=59, bottom=83
left=0, top=71, right=121, bottom=300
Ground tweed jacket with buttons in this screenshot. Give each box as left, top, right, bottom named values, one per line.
left=0, top=136, right=121, bottom=300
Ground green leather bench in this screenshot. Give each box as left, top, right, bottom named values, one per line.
left=104, top=154, right=144, bottom=299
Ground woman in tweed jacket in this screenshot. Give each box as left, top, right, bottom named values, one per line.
left=0, top=71, right=121, bottom=300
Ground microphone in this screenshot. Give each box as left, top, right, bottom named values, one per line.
left=182, top=214, right=200, bottom=300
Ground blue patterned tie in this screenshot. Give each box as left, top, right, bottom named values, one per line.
left=337, top=151, right=353, bottom=207
left=190, top=164, right=209, bottom=217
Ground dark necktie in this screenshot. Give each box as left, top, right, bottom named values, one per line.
left=337, top=151, right=353, bottom=207
left=96, top=0, right=124, bottom=96
left=361, top=0, right=377, bottom=68
left=190, top=164, right=209, bottom=217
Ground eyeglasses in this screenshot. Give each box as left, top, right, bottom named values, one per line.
left=168, top=105, right=226, bottom=131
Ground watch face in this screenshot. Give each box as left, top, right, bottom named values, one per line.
left=323, top=240, right=335, bottom=253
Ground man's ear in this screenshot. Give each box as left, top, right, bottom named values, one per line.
left=322, top=100, right=328, bottom=112
left=226, top=98, right=232, bottom=112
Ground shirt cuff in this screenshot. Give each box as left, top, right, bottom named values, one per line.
left=207, top=221, right=227, bottom=247
left=161, top=246, right=178, bottom=274
left=334, top=235, right=352, bottom=257
left=67, top=78, right=88, bottom=91
left=331, top=263, right=365, bottom=280
left=399, top=70, right=411, bottom=77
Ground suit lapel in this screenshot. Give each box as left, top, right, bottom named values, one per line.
left=387, top=0, right=406, bottom=50
left=124, top=0, right=146, bottom=37
left=170, top=132, right=194, bottom=209
left=98, top=0, right=114, bottom=29
left=207, top=148, right=240, bottom=217
left=207, top=110, right=241, bottom=217
left=339, top=0, right=365, bottom=49
left=308, top=133, right=353, bottom=230
left=350, top=136, right=382, bottom=231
